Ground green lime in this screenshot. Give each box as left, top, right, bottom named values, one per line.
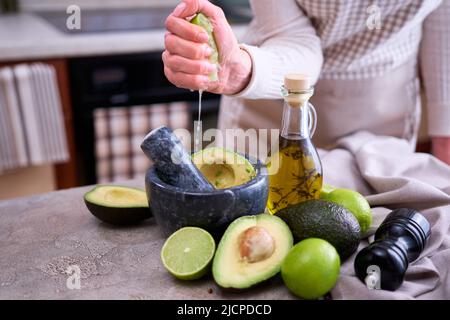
left=161, top=227, right=216, bottom=280
left=281, top=238, right=340, bottom=300
left=319, top=183, right=336, bottom=198
left=190, top=13, right=219, bottom=81
left=321, top=188, right=372, bottom=233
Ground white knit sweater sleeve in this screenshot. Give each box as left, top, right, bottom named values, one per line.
left=420, top=0, right=450, bottom=137
left=229, top=0, right=323, bottom=100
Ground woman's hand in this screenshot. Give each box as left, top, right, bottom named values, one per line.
left=432, top=137, right=450, bottom=166
left=163, top=0, right=252, bottom=95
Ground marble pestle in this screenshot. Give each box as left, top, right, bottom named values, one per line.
left=141, top=126, right=214, bottom=191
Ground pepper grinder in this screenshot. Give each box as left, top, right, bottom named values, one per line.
left=354, top=208, right=431, bottom=291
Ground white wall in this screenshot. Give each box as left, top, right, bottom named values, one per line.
left=18, top=0, right=179, bottom=11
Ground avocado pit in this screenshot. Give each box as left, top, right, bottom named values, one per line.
left=239, top=226, right=275, bottom=263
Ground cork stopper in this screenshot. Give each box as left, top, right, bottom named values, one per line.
left=284, top=74, right=310, bottom=92
left=283, top=74, right=312, bottom=108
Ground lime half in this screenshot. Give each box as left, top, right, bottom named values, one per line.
left=190, top=13, right=219, bottom=81
left=161, top=227, right=216, bottom=280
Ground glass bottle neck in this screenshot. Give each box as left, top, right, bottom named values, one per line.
left=281, top=101, right=310, bottom=139
left=281, top=87, right=313, bottom=139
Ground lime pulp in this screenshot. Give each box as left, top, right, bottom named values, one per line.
left=161, top=227, right=216, bottom=280
left=190, top=13, right=219, bottom=81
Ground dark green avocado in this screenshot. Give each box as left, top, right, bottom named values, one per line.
left=277, top=200, right=360, bottom=260
left=84, top=185, right=151, bottom=225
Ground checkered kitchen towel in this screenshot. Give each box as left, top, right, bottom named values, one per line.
left=0, top=64, right=68, bottom=173
left=94, top=102, right=191, bottom=183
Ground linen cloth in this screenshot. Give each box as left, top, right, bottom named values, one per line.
left=319, top=131, right=450, bottom=299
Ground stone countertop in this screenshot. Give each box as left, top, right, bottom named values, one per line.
left=0, top=180, right=294, bottom=300
left=0, top=13, right=248, bottom=62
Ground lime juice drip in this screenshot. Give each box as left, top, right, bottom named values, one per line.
left=194, top=90, right=203, bottom=151
left=198, top=90, right=203, bottom=125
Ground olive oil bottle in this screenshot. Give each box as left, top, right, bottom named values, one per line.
left=267, top=74, right=323, bottom=214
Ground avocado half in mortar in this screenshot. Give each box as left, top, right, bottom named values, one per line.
left=192, top=147, right=256, bottom=189
left=84, top=185, right=152, bottom=225
left=213, top=214, right=293, bottom=289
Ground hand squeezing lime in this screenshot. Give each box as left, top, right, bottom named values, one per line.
left=191, top=13, right=219, bottom=81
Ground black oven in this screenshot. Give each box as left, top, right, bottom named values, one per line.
left=69, top=52, right=220, bottom=185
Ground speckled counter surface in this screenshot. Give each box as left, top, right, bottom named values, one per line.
left=0, top=180, right=294, bottom=300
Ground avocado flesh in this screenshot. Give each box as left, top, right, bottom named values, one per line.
left=85, top=185, right=148, bottom=207
left=84, top=185, right=151, bottom=225
left=192, top=147, right=256, bottom=189
left=277, top=200, right=360, bottom=260
left=212, top=214, right=293, bottom=289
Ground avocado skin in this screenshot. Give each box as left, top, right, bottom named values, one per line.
left=277, top=200, right=360, bottom=260
left=84, top=200, right=151, bottom=225
left=84, top=185, right=152, bottom=225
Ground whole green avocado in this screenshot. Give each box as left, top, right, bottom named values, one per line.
left=276, top=200, right=360, bottom=260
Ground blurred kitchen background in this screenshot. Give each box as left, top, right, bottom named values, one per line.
left=0, top=0, right=252, bottom=199
left=0, top=0, right=431, bottom=200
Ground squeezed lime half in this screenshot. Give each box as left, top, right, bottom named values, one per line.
left=161, top=227, right=216, bottom=280
left=191, top=13, right=219, bottom=81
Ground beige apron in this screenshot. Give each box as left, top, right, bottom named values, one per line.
left=218, top=58, right=421, bottom=152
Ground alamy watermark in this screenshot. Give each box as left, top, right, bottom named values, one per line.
left=365, top=265, right=381, bottom=290
left=66, top=265, right=81, bottom=290
left=66, top=5, right=81, bottom=30
left=171, top=126, right=281, bottom=173
left=366, top=4, right=382, bottom=30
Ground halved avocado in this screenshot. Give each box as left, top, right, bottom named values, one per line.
left=192, top=147, right=256, bottom=189
left=212, top=214, right=293, bottom=289
left=84, top=185, right=151, bottom=225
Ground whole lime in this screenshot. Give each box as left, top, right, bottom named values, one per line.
left=319, top=183, right=336, bottom=198
left=321, top=188, right=372, bottom=233
left=281, top=238, right=340, bottom=299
